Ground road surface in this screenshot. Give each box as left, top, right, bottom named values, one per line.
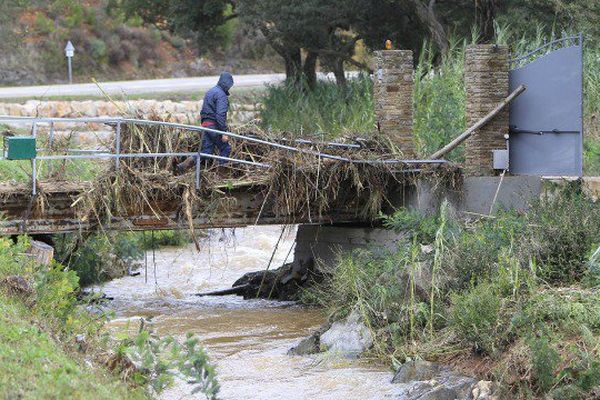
left=0, top=72, right=360, bottom=100
left=0, top=73, right=286, bottom=99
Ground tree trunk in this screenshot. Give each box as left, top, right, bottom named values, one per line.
left=475, top=0, right=496, bottom=43
left=332, top=59, right=346, bottom=88
left=303, top=51, right=318, bottom=90
left=27, top=240, right=54, bottom=266
left=412, top=0, right=449, bottom=54
left=284, top=47, right=302, bottom=86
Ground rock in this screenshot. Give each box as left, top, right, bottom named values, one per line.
left=1, top=275, right=33, bottom=297
left=392, top=360, right=479, bottom=400
left=288, top=321, right=332, bottom=356
left=392, top=361, right=446, bottom=384
left=319, top=308, right=373, bottom=357
left=471, top=380, right=497, bottom=400
left=289, top=334, right=320, bottom=356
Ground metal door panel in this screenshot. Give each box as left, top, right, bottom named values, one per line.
left=508, top=36, right=583, bottom=176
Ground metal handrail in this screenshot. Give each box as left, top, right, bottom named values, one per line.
left=0, top=115, right=448, bottom=165
left=509, top=33, right=582, bottom=66
left=0, top=115, right=448, bottom=195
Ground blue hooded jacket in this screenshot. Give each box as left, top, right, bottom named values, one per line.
left=200, top=72, right=234, bottom=132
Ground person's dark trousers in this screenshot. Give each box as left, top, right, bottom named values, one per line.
left=200, top=131, right=231, bottom=165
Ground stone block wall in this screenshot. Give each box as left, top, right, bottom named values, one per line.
left=373, top=50, right=415, bottom=157
left=0, top=100, right=260, bottom=129
left=464, top=45, right=509, bottom=175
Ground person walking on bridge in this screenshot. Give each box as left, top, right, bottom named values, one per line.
left=177, top=72, right=234, bottom=172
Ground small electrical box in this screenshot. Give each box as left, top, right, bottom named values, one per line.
left=6, top=136, right=37, bottom=160
left=492, top=149, right=508, bottom=170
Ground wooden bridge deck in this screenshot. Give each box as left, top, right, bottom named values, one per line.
left=0, top=179, right=376, bottom=235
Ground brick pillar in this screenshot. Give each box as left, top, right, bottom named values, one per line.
left=373, top=50, right=415, bottom=158
left=464, top=44, right=509, bottom=175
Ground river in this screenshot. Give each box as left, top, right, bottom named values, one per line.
left=96, top=225, right=403, bottom=399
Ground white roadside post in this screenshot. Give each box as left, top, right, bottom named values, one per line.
left=65, top=41, right=75, bottom=84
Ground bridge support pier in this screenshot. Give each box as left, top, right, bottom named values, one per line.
left=292, top=224, right=402, bottom=272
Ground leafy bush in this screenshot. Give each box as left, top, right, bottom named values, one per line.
left=529, top=335, right=560, bottom=393
left=526, top=189, right=600, bottom=284
left=383, top=208, right=441, bottom=243
left=55, top=232, right=143, bottom=286
left=450, top=281, right=511, bottom=355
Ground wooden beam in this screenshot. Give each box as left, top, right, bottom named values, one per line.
left=429, top=84, right=526, bottom=160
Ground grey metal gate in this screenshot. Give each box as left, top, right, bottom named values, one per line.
left=508, top=34, right=583, bottom=176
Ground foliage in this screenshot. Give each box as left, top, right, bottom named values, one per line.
left=55, top=230, right=190, bottom=287
left=450, top=281, right=508, bottom=355
left=55, top=232, right=143, bottom=286
left=260, top=74, right=374, bottom=138
left=0, top=235, right=219, bottom=398
left=116, top=0, right=234, bottom=52
left=413, top=39, right=466, bottom=160
left=0, top=236, right=149, bottom=399
left=115, top=329, right=220, bottom=398
left=304, top=186, right=600, bottom=397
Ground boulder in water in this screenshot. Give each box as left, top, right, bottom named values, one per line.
left=391, top=360, right=483, bottom=400
left=319, top=308, right=373, bottom=358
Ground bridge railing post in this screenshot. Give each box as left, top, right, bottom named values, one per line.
left=115, top=121, right=121, bottom=171
left=195, top=155, right=201, bottom=190
left=31, top=121, right=37, bottom=195
left=48, top=121, right=54, bottom=149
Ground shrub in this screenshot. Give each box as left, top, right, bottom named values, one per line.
left=529, top=335, right=560, bottom=393
left=383, top=208, right=440, bottom=243
left=526, top=189, right=600, bottom=285
left=450, top=281, right=511, bottom=355
left=55, top=232, right=144, bottom=286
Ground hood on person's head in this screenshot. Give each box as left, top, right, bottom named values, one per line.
left=217, top=72, right=234, bottom=94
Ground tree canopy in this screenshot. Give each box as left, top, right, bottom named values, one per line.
left=116, top=0, right=599, bottom=87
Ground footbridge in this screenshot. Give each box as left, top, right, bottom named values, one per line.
left=0, top=115, right=449, bottom=235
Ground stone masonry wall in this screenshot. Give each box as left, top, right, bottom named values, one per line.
left=464, top=45, right=509, bottom=175
left=373, top=50, right=415, bottom=157
left=0, top=99, right=260, bottom=129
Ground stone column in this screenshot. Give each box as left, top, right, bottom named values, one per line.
left=373, top=50, right=415, bottom=158
left=464, top=44, right=509, bottom=175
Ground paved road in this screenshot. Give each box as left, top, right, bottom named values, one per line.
left=0, top=73, right=287, bottom=99
left=0, top=71, right=362, bottom=100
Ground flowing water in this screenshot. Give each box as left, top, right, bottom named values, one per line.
left=96, top=225, right=403, bottom=399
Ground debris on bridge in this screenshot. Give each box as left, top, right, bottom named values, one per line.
left=65, top=114, right=457, bottom=233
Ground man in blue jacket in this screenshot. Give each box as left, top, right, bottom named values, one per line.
left=177, top=72, right=234, bottom=172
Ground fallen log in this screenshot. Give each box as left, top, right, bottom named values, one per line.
left=195, top=284, right=250, bottom=297
left=429, top=84, right=526, bottom=160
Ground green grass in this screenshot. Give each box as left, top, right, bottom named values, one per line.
left=259, top=76, right=374, bottom=139
left=0, top=295, right=148, bottom=400
left=0, top=236, right=149, bottom=399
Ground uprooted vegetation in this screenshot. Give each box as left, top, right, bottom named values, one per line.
left=302, top=187, right=600, bottom=399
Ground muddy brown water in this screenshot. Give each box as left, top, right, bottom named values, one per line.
left=96, top=226, right=403, bottom=399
